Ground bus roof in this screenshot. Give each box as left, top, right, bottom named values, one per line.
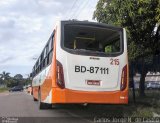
left=60, top=20, right=124, bottom=30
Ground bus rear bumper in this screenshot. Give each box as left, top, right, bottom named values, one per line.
left=52, top=88, right=128, bottom=104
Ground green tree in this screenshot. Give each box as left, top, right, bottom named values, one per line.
left=0, top=76, right=3, bottom=86
left=0, top=71, right=10, bottom=80
left=14, top=74, right=23, bottom=80
left=25, top=77, right=32, bottom=86
left=7, top=79, right=18, bottom=88
left=0, top=71, right=11, bottom=86
left=13, top=74, right=24, bottom=86
left=93, top=0, right=160, bottom=96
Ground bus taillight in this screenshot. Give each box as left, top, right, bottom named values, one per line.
left=56, top=60, right=65, bottom=89
left=120, top=65, right=127, bottom=91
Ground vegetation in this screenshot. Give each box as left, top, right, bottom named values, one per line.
left=0, top=71, right=31, bottom=89
left=0, top=71, right=10, bottom=86
left=93, top=0, right=160, bottom=96
left=0, top=87, right=8, bottom=93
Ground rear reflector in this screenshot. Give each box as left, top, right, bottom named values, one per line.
left=56, top=60, right=65, bottom=89
left=120, top=65, right=128, bottom=91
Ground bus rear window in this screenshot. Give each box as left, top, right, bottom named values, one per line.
left=63, top=24, right=122, bottom=55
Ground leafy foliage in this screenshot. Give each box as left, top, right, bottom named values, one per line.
left=0, top=72, right=31, bottom=88
left=0, top=71, right=10, bottom=80
left=93, top=0, right=160, bottom=60
left=14, top=74, right=23, bottom=80
left=93, top=0, right=160, bottom=96
left=0, top=71, right=10, bottom=86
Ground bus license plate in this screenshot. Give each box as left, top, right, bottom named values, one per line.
left=86, top=80, right=100, bottom=86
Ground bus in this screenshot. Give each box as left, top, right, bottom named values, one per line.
left=31, top=20, right=128, bottom=109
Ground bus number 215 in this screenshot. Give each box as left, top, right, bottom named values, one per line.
left=110, top=58, right=119, bottom=65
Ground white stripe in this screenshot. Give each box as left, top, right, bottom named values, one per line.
left=43, top=89, right=52, bottom=103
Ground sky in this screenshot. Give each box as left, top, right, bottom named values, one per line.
left=0, top=0, right=99, bottom=78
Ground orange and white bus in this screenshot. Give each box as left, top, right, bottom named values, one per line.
left=31, top=20, right=128, bottom=109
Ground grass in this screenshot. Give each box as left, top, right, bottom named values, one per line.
left=0, top=87, right=8, bottom=93
left=130, top=90, right=160, bottom=117
left=114, top=90, right=160, bottom=117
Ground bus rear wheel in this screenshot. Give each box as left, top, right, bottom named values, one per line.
left=33, top=97, right=38, bottom=101
left=38, top=90, right=52, bottom=109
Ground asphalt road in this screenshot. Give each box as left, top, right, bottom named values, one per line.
left=0, top=91, right=117, bottom=123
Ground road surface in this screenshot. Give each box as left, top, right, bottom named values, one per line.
left=0, top=91, right=125, bottom=123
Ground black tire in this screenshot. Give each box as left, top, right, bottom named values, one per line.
left=32, top=91, right=38, bottom=101
left=47, top=104, right=52, bottom=109
left=38, top=90, right=52, bottom=109
left=38, top=90, right=45, bottom=109
left=33, top=97, right=38, bottom=101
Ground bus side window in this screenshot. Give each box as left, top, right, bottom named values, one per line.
left=48, top=36, right=54, bottom=52
left=51, top=34, right=54, bottom=49
left=42, top=59, right=45, bottom=68
left=47, top=48, right=53, bottom=65
left=35, top=61, right=38, bottom=74
left=36, top=68, right=37, bottom=74
left=42, top=50, right=45, bottom=70
left=38, top=58, right=41, bottom=72
left=40, top=52, right=43, bottom=71
left=32, top=31, right=54, bottom=76
left=47, top=34, right=54, bottom=65
left=49, top=50, right=53, bottom=64
left=47, top=54, right=49, bottom=65
left=45, top=44, right=48, bottom=67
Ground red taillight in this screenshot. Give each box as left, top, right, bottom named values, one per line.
left=56, top=60, right=65, bottom=89
left=120, top=65, right=128, bottom=91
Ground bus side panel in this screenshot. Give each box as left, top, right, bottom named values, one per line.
left=40, top=76, right=52, bottom=102
left=32, top=28, right=57, bottom=104
left=40, top=27, right=58, bottom=103
left=32, top=64, right=52, bottom=103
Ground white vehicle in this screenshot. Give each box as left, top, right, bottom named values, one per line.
left=31, top=20, right=129, bottom=109
left=146, top=82, right=160, bottom=89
